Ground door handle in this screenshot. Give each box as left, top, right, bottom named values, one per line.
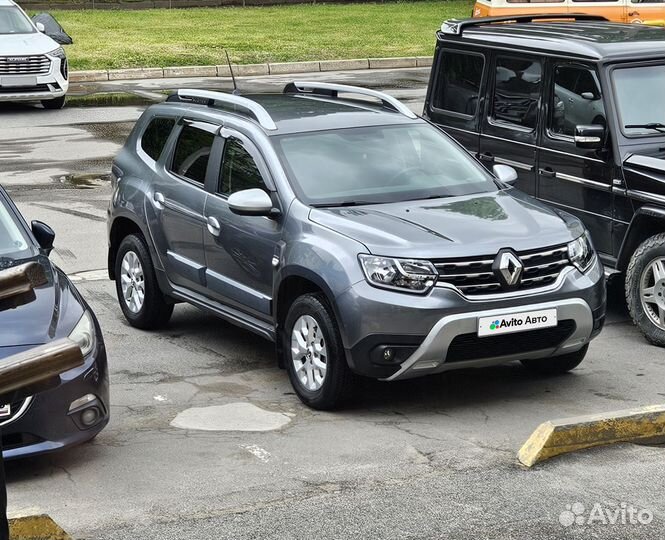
left=538, top=167, right=556, bottom=178
left=153, top=191, right=165, bottom=209
left=207, top=216, right=221, bottom=237
left=479, top=152, right=495, bottom=163
left=629, top=11, right=639, bottom=16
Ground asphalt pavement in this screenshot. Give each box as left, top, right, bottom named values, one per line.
left=1, top=67, right=664, bottom=539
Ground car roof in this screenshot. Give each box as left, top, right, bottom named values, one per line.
left=162, top=91, right=422, bottom=135
left=439, top=20, right=665, bottom=62
left=0, top=0, right=18, bottom=6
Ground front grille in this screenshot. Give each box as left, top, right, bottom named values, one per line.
left=433, top=245, right=570, bottom=296
left=0, top=397, right=31, bottom=427
left=0, top=55, right=51, bottom=75
left=446, top=320, right=576, bottom=363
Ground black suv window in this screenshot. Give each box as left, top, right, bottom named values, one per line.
left=492, top=56, right=542, bottom=130
left=141, top=117, right=175, bottom=161
left=219, top=138, right=266, bottom=196
left=170, top=125, right=214, bottom=185
left=551, top=65, right=606, bottom=137
left=434, top=51, right=484, bottom=117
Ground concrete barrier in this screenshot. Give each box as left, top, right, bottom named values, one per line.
left=518, top=404, right=665, bottom=467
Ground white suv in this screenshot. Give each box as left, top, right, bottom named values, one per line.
left=0, top=0, right=68, bottom=109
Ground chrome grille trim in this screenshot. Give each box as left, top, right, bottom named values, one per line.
left=0, top=55, right=51, bottom=75
left=432, top=244, right=572, bottom=297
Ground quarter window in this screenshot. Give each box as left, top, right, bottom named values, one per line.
left=550, top=65, right=606, bottom=137
left=141, top=117, right=175, bottom=162
left=219, top=138, right=266, bottom=196
left=170, top=125, right=214, bottom=185
left=492, top=56, right=542, bottom=130
left=434, top=51, right=484, bottom=116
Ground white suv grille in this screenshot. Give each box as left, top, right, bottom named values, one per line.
left=433, top=245, right=571, bottom=296
left=0, top=55, right=51, bottom=76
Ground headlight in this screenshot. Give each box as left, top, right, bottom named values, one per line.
left=47, top=47, right=66, bottom=59
left=358, top=254, right=438, bottom=294
left=568, top=232, right=595, bottom=273
left=69, top=310, right=96, bottom=356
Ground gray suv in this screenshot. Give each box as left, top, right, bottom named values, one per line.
left=108, top=82, right=606, bottom=409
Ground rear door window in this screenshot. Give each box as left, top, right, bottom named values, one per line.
left=433, top=51, right=484, bottom=117
left=170, top=124, right=215, bottom=185
left=141, top=117, right=175, bottom=162
left=492, top=55, right=542, bottom=130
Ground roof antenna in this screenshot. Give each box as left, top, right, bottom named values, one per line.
left=225, top=50, right=240, bottom=96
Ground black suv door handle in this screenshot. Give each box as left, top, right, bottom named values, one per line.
left=539, top=167, right=556, bottom=178
left=479, top=152, right=495, bottom=163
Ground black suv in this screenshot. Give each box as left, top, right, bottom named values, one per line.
left=424, top=14, right=665, bottom=346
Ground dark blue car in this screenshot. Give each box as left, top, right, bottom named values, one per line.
left=0, top=185, right=109, bottom=459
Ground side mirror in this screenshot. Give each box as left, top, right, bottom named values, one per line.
left=493, top=164, right=518, bottom=186
left=580, top=91, right=599, bottom=101
left=31, top=221, right=55, bottom=255
left=574, top=124, right=605, bottom=150
left=227, top=189, right=276, bottom=217
left=35, top=22, right=45, bottom=33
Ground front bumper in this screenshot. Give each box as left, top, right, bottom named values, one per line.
left=0, top=56, right=68, bottom=103
left=338, top=257, right=605, bottom=380
left=1, top=330, right=109, bottom=460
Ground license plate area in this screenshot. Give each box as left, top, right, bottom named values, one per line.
left=478, top=308, right=557, bottom=337
left=0, top=76, right=38, bottom=87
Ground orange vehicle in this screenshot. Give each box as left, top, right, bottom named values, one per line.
left=472, top=0, right=665, bottom=25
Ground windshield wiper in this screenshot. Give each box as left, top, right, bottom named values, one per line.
left=312, top=201, right=378, bottom=208
left=625, top=123, right=665, bottom=133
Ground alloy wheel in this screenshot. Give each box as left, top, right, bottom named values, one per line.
left=640, top=256, right=665, bottom=330
left=120, top=250, right=145, bottom=314
left=291, top=315, right=328, bottom=391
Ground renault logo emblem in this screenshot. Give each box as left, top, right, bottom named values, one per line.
left=492, top=249, right=523, bottom=290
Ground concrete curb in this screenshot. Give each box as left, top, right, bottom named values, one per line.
left=517, top=404, right=665, bottom=467
left=9, top=515, right=71, bottom=540
left=69, top=56, right=433, bottom=83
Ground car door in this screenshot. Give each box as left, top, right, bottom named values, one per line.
left=150, top=120, right=215, bottom=293
left=537, top=61, right=614, bottom=256
left=626, top=0, right=665, bottom=23
left=424, top=47, right=486, bottom=156
left=202, top=129, right=281, bottom=320
left=479, top=53, right=542, bottom=196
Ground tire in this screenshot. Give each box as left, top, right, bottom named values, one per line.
left=625, top=233, right=665, bottom=347
left=520, top=345, right=588, bottom=375
left=283, top=293, right=354, bottom=410
left=41, top=96, right=66, bottom=110
left=114, top=234, right=173, bottom=330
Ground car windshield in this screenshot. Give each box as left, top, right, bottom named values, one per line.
left=0, top=5, right=34, bottom=35
left=613, top=65, right=665, bottom=137
left=0, top=196, right=31, bottom=262
left=274, top=124, right=497, bottom=206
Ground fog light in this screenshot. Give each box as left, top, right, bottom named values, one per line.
left=383, top=348, right=394, bottom=362
left=80, top=408, right=100, bottom=427
left=69, top=394, right=96, bottom=412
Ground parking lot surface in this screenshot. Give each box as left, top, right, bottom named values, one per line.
left=1, top=68, right=664, bottom=539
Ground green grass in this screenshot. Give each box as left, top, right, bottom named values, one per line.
left=46, top=1, right=473, bottom=71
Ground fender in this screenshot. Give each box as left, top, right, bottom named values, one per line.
left=617, top=205, right=665, bottom=271
left=107, top=210, right=161, bottom=279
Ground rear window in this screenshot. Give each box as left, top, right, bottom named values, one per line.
left=141, top=117, right=175, bottom=162
left=434, top=51, right=484, bottom=117
left=170, top=125, right=214, bottom=185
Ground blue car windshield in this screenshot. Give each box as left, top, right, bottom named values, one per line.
left=274, top=124, right=498, bottom=207
left=0, top=6, right=35, bottom=35
left=0, top=198, right=31, bottom=261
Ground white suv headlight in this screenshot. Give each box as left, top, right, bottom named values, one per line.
left=47, top=47, right=66, bottom=59
left=69, top=310, right=96, bottom=357
left=568, top=232, right=596, bottom=273
left=359, top=254, right=438, bottom=294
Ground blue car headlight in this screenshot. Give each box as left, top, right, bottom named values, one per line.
left=69, top=310, right=96, bottom=356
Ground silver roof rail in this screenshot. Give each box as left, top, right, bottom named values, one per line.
left=176, top=89, right=277, bottom=131
left=284, top=81, right=417, bottom=119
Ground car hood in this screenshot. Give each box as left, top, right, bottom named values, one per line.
left=0, top=256, right=84, bottom=360
left=309, top=189, right=584, bottom=259
left=0, top=32, right=58, bottom=56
